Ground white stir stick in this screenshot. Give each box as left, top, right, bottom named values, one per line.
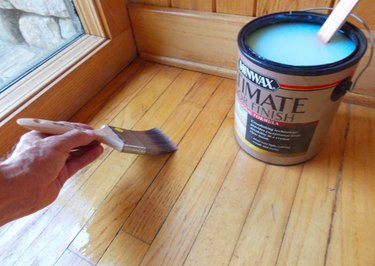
left=318, top=0, right=361, bottom=43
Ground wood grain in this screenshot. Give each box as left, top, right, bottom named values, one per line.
left=326, top=105, right=375, bottom=265
left=123, top=79, right=235, bottom=244
left=0, top=0, right=137, bottom=157
left=230, top=164, right=303, bottom=265
left=339, top=0, right=375, bottom=29
left=98, top=232, right=149, bottom=266
left=183, top=150, right=265, bottom=265
left=140, top=117, right=239, bottom=265
left=0, top=28, right=136, bottom=157
left=171, top=0, right=215, bottom=11
left=1, top=60, right=375, bottom=265
left=128, top=3, right=250, bottom=74
left=352, top=46, right=375, bottom=99
left=276, top=104, right=349, bottom=266
left=128, top=4, right=375, bottom=107
left=68, top=70, right=206, bottom=263
left=11, top=66, right=181, bottom=265
left=0, top=36, right=104, bottom=121
left=256, top=0, right=333, bottom=16
left=0, top=209, right=48, bottom=265
left=129, top=0, right=375, bottom=29
left=317, top=0, right=361, bottom=43
left=93, top=0, right=133, bottom=38
left=55, top=250, right=93, bottom=266
left=71, top=59, right=154, bottom=125
left=140, top=53, right=236, bottom=79
left=130, top=0, right=171, bottom=6
left=216, top=0, right=255, bottom=16
left=74, top=0, right=106, bottom=37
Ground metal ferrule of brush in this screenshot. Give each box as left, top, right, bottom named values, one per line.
left=95, top=125, right=145, bottom=155
left=122, top=144, right=147, bottom=155
left=100, top=125, right=148, bottom=155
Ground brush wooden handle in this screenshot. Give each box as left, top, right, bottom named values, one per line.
left=17, top=118, right=84, bottom=135
left=317, top=0, right=361, bottom=43
left=17, top=118, right=124, bottom=151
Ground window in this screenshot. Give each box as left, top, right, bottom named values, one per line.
left=0, top=0, right=137, bottom=155
left=0, top=0, right=84, bottom=92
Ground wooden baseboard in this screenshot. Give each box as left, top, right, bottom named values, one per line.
left=128, top=3, right=375, bottom=108
left=140, top=53, right=236, bottom=79
left=343, top=92, right=375, bottom=109
left=128, top=3, right=250, bottom=73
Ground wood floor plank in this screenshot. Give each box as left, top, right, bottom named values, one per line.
left=98, top=231, right=149, bottom=266
left=140, top=117, right=239, bottom=265
left=0, top=147, right=112, bottom=266
left=184, top=150, right=265, bottom=266
left=229, top=164, right=303, bottom=265
left=67, top=75, right=221, bottom=263
left=68, top=70, right=205, bottom=263
left=130, top=70, right=202, bottom=130
left=13, top=65, right=181, bottom=265
left=276, top=104, right=349, bottom=266
left=71, top=60, right=164, bottom=128
left=3, top=61, right=374, bottom=265
left=71, top=58, right=147, bottom=124
left=55, top=250, right=93, bottom=266
left=326, top=105, right=375, bottom=266
left=106, top=66, right=182, bottom=129
left=122, top=79, right=235, bottom=244
left=0, top=63, right=169, bottom=265
left=0, top=209, right=47, bottom=265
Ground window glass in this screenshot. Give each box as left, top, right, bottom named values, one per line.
left=0, top=0, right=84, bottom=93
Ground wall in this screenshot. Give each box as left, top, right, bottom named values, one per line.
left=129, top=0, right=374, bottom=29
left=129, top=0, right=375, bottom=107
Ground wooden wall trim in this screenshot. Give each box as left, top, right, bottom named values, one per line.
left=128, top=3, right=375, bottom=108
left=0, top=0, right=137, bottom=157
left=74, top=0, right=106, bottom=37
left=0, top=30, right=137, bottom=156
left=141, top=53, right=236, bottom=79
left=0, top=36, right=105, bottom=121
left=129, top=3, right=250, bottom=74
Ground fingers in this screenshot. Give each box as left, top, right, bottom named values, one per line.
left=59, top=143, right=104, bottom=184
left=11, top=131, right=49, bottom=157
left=14, top=121, right=95, bottom=156
left=47, top=129, right=98, bottom=154
left=19, top=131, right=48, bottom=143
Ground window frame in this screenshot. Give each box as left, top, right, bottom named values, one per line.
left=0, top=0, right=137, bottom=156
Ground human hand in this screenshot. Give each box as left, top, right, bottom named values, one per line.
left=0, top=122, right=103, bottom=225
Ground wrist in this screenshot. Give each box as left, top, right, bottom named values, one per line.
left=0, top=160, right=37, bottom=226
left=0, top=161, right=18, bottom=225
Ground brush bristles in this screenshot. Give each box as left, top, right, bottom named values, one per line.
left=109, top=127, right=177, bottom=155
left=133, top=128, right=177, bottom=155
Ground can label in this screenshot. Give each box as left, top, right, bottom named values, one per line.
left=235, top=99, right=318, bottom=155
left=238, top=59, right=280, bottom=91
left=235, top=58, right=341, bottom=157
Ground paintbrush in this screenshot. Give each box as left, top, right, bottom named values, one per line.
left=317, top=0, right=361, bottom=43
left=17, top=118, right=177, bottom=155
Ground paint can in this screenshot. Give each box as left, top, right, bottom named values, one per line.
left=235, top=11, right=368, bottom=165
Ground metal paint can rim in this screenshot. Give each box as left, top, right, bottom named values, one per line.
left=238, top=11, right=368, bottom=76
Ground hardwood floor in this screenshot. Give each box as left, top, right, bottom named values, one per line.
left=1, top=59, right=374, bottom=265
